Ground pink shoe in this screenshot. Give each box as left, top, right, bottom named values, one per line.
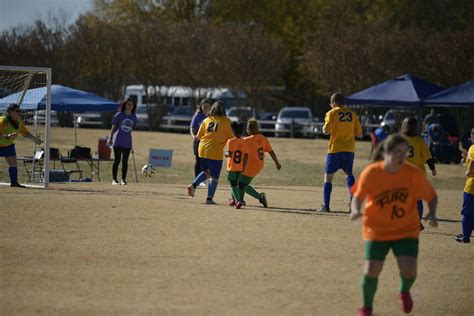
left=235, top=201, right=243, bottom=209
left=187, top=184, right=195, bottom=197
left=356, top=306, right=372, bottom=316
left=228, top=199, right=236, bottom=206
left=399, top=292, right=413, bottom=313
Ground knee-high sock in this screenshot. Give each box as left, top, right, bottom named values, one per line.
left=207, top=179, right=218, bottom=198
left=245, top=184, right=261, bottom=200
left=361, top=276, right=378, bottom=308
left=462, top=215, right=473, bottom=240
left=9, top=166, right=18, bottom=184
left=400, top=274, right=416, bottom=293
left=193, top=172, right=207, bottom=187
left=230, top=180, right=240, bottom=201
left=346, top=174, right=355, bottom=191
left=323, top=182, right=332, bottom=208
left=417, top=200, right=424, bottom=219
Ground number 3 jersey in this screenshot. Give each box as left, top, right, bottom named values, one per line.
left=352, top=161, right=436, bottom=241
left=242, top=134, right=273, bottom=177
left=323, top=106, right=362, bottom=153
left=404, top=136, right=432, bottom=173
left=226, top=137, right=248, bottom=172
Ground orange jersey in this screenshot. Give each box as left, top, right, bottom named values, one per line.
left=226, top=137, right=248, bottom=172
left=242, top=133, right=273, bottom=177
left=352, top=161, right=436, bottom=241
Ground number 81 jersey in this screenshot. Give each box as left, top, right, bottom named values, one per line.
left=324, top=106, right=362, bottom=153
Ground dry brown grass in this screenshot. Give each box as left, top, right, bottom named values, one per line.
left=1, top=128, right=473, bottom=315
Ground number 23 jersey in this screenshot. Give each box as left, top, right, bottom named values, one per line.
left=323, top=106, right=362, bottom=153
left=242, top=134, right=272, bottom=177
left=352, top=161, right=436, bottom=241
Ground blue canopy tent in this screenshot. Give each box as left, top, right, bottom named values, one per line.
left=346, top=74, right=445, bottom=107
left=423, top=80, right=474, bottom=107
left=0, top=84, right=119, bottom=146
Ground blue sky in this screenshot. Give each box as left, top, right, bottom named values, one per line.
left=0, top=0, right=92, bottom=31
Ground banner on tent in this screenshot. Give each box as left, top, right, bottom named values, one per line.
left=148, top=149, right=173, bottom=168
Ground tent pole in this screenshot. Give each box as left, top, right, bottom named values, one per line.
left=73, top=113, right=77, bottom=147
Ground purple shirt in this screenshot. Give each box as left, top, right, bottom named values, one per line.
left=190, top=112, right=207, bottom=135
left=112, top=112, right=137, bottom=148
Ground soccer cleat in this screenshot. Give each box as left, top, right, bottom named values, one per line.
left=259, top=192, right=268, bottom=208
left=187, top=184, right=195, bottom=197
left=356, top=306, right=372, bottom=316
left=206, top=198, right=216, bottom=205
left=235, top=201, right=243, bottom=209
left=112, top=179, right=120, bottom=185
left=199, top=182, right=206, bottom=187
left=121, top=179, right=128, bottom=185
left=455, top=234, right=470, bottom=243
left=419, top=223, right=425, bottom=231
left=228, top=199, right=236, bottom=206
left=318, top=205, right=330, bottom=212
left=10, top=182, right=26, bottom=188
left=399, top=292, right=413, bottom=314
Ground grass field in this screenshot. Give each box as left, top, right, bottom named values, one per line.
left=1, top=127, right=473, bottom=315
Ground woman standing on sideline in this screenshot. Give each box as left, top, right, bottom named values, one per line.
left=0, top=103, right=42, bottom=187
left=108, top=98, right=137, bottom=185
left=350, top=134, right=438, bottom=316
left=187, top=100, right=234, bottom=204
left=190, top=99, right=211, bottom=178
left=400, top=117, right=437, bottom=231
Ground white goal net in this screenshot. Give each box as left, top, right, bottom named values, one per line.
left=0, top=66, right=52, bottom=188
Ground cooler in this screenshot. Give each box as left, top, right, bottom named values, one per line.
left=98, top=137, right=111, bottom=159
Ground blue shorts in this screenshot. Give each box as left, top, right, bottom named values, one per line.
left=199, top=158, right=223, bottom=179
left=0, top=144, right=16, bottom=157
left=325, top=152, right=354, bottom=174
left=461, top=192, right=474, bottom=217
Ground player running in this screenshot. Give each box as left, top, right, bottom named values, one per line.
left=225, top=121, right=248, bottom=209
left=187, top=100, right=234, bottom=204
left=350, top=134, right=438, bottom=316
left=400, top=117, right=437, bottom=230
left=319, top=93, right=362, bottom=212
left=239, top=119, right=281, bottom=208
left=455, top=127, right=474, bottom=243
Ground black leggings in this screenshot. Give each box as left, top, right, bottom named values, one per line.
left=113, top=147, right=131, bottom=181
left=193, top=140, right=200, bottom=177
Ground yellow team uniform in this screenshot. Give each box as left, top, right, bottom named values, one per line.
left=323, top=106, right=362, bottom=153
left=465, top=145, right=474, bottom=194
left=352, top=161, right=436, bottom=241
left=226, top=137, right=248, bottom=172
left=242, top=134, right=272, bottom=177
left=0, top=115, right=28, bottom=147
left=405, top=136, right=432, bottom=173
left=197, top=115, right=234, bottom=160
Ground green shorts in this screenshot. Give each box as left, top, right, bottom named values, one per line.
left=227, top=171, right=241, bottom=181
left=238, top=174, right=253, bottom=185
left=364, top=238, right=419, bottom=260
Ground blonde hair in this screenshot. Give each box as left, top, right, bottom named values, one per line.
left=246, top=118, right=259, bottom=133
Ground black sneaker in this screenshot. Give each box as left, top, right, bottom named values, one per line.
left=318, top=205, right=330, bottom=212
left=10, top=182, right=26, bottom=188
left=259, top=192, right=268, bottom=208
left=455, top=234, right=470, bottom=243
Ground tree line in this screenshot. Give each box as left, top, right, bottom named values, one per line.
left=0, top=0, right=473, bottom=120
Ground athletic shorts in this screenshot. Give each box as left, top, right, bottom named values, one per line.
left=364, top=238, right=419, bottom=260
left=227, top=171, right=241, bottom=182
left=199, top=158, right=223, bottom=179
left=325, top=152, right=354, bottom=174
left=461, top=192, right=474, bottom=218
left=238, top=174, right=253, bottom=185
left=0, top=144, right=16, bottom=157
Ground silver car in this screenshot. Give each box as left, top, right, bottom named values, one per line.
left=275, top=106, right=314, bottom=138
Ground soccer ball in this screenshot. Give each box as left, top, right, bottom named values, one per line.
left=141, top=164, right=155, bottom=177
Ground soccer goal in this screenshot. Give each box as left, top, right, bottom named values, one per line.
left=0, top=65, right=52, bottom=188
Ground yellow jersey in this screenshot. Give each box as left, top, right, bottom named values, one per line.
left=197, top=115, right=233, bottom=160
left=323, top=106, right=362, bottom=153
left=0, top=115, right=28, bottom=147
left=464, top=145, right=474, bottom=194
left=405, top=136, right=432, bottom=173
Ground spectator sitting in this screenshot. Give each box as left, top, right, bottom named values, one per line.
left=428, top=123, right=448, bottom=163
left=369, top=125, right=390, bottom=160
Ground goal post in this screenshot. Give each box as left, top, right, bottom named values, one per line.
left=0, top=65, right=52, bottom=188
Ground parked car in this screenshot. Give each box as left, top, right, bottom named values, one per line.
left=163, top=105, right=193, bottom=132
left=135, top=105, right=149, bottom=130
left=381, top=109, right=417, bottom=132
left=75, top=112, right=103, bottom=128
left=257, top=112, right=277, bottom=136
left=226, top=106, right=253, bottom=122
left=275, top=106, right=314, bottom=138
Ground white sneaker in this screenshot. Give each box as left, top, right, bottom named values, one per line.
left=112, top=179, right=120, bottom=185
left=121, top=180, right=128, bottom=185
left=199, top=182, right=206, bottom=187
